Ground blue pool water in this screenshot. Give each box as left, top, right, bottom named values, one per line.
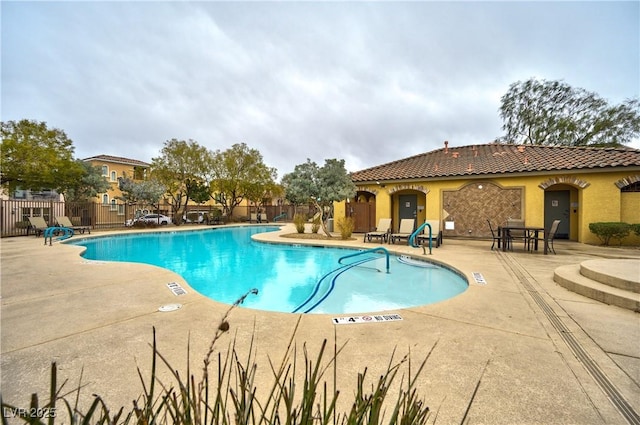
left=70, top=226, right=467, bottom=314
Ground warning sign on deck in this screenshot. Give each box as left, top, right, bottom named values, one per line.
left=167, top=282, right=187, bottom=296
left=332, top=314, right=403, bottom=325
left=472, top=272, right=487, bottom=285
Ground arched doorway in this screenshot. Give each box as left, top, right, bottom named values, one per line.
left=539, top=177, right=588, bottom=241
left=347, top=191, right=376, bottom=233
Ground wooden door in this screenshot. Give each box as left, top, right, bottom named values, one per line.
left=348, top=201, right=376, bottom=233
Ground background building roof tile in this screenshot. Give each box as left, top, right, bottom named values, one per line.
left=83, top=154, right=150, bottom=167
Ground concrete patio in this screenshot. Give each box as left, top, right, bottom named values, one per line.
left=1, top=224, right=639, bottom=424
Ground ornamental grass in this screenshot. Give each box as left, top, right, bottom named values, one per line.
left=1, top=290, right=434, bottom=425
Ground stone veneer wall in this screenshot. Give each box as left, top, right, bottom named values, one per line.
left=442, top=182, right=522, bottom=238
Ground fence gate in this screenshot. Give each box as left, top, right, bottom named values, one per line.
left=347, top=201, right=376, bottom=233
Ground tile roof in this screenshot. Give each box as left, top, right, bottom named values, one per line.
left=351, top=143, right=640, bottom=183
left=82, top=154, right=150, bottom=167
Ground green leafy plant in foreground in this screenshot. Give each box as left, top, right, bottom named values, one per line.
left=1, top=289, right=434, bottom=424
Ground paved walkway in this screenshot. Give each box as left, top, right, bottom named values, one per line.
left=1, top=224, right=639, bottom=424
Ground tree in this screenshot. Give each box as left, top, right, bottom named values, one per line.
left=282, top=158, right=356, bottom=237
left=499, top=78, right=640, bottom=147
left=1, top=119, right=85, bottom=194
left=64, top=161, right=111, bottom=202
left=209, top=143, right=277, bottom=217
left=281, top=159, right=319, bottom=213
left=151, top=139, right=212, bottom=224
left=118, top=177, right=166, bottom=212
left=186, top=178, right=212, bottom=205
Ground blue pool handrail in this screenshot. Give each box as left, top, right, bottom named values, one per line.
left=44, top=226, right=74, bottom=245
left=409, top=222, right=433, bottom=255
left=273, top=213, right=287, bottom=222
left=292, top=256, right=374, bottom=313
left=338, top=246, right=390, bottom=273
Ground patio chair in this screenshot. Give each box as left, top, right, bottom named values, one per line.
left=389, top=219, right=415, bottom=244
left=529, top=219, right=561, bottom=254
left=250, top=213, right=258, bottom=223
left=364, top=218, right=392, bottom=243
left=506, top=219, right=527, bottom=250
left=416, top=219, right=442, bottom=248
left=56, top=216, right=91, bottom=234
left=260, top=213, right=268, bottom=223
left=487, top=219, right=506, bottom=250
left=27, top=216, right=49, bottom=237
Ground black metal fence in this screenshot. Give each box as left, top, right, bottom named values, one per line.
left=1, top=200, right=314, bottom=237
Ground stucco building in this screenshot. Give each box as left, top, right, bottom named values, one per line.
left=338, top=142, right=640, bottom=246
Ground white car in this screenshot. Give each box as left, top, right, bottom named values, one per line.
left=183, top=211, right=207, bottom=223
left=128, top=213, right=171, bottom=226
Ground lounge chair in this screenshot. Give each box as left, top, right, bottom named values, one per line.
left=389, top=219, right=415, bottom=244
left=416, top=219, right=442, bottom=248
left=364, top=218, right=392, bottom=243
left=250, top=213, right=258, bottom=223
left=56, top=216, right=91, bottom=234
left=260, top=213, right=268, bottom=223
left=27, top=216, right=49, bottom=237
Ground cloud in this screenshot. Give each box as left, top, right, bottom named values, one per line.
left=2, top=1, right=638, bottom=177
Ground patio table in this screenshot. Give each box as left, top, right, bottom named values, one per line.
left=500, top=225, right=547, bottom=254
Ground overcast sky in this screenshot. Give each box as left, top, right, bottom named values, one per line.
left=2, top=1, right=639, bottom=178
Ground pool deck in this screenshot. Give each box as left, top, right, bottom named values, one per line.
left=1, top=223, right=639, bottom=424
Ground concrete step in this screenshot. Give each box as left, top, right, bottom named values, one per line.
left=579, top=259, right=640, bottom=294
left=554, top=264, right=640, bottom=312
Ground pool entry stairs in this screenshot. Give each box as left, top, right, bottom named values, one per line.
left=292, top=247, right=390, bottom=313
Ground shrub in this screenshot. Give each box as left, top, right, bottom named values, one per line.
left=293, top=213, right=306, bottom=233
left=311, top=215, right=321, bottom=233
left=588, top=222, right=631, bottom=246
left=1, top=290, right=433, bottom=424
left=336, top=216, right=355, bottom=240
left=132, top=220, right=157, bottom=229
left=632, top=223, right=640, bottom=237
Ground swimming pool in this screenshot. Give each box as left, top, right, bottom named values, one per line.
left=70, top=226, right=468, bottom=314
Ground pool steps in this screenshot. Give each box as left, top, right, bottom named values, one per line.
left=292, top=256, right=377, bottom=313
left=294, top=247, right=437, bottom=314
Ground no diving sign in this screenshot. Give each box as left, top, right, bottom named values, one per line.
left=167, top=282, right=187, bottom=296
left=332, top=314, right=403, bottom=325
left=472, top=272, right=487, bottom=285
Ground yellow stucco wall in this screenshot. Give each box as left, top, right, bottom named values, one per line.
left=344, top=170, right=640, bottom=246
left=621, top=192, right=640, bottom=245
left=334, top=202, right=345, bottom=220
left=621, top=192, right=640, bottom=223
left=86, top=160, right=144, bottom=202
